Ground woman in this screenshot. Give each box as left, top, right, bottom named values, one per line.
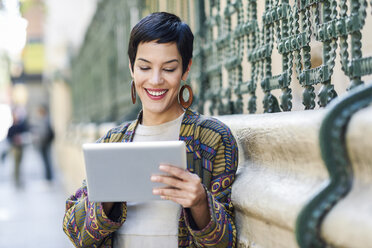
left=63, top=12, right=238, bottom=248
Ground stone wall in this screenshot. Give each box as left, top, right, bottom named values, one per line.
left=218, top=102, right=372, bottom=248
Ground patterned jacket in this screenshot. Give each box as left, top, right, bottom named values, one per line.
left=63, top=109, right=238, bottom=247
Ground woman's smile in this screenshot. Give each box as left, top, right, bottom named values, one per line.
left=145, top=88, right=168, bottom=100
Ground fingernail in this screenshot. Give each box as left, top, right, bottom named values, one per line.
left=151, top=176, right=158, bottom=181
left=153, top=189, right=159, bottom=194
left=159, top=165, right=166, bottom=170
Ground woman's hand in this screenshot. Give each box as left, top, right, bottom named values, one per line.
left=151, top=164, right=211, bottom=229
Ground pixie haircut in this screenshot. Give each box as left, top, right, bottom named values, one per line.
left=128, top=12, right=194, bottom=75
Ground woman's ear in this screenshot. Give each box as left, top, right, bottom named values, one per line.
left=181, top=59, right=192, bottom=81
left=129, top=62, right=134, bottom=78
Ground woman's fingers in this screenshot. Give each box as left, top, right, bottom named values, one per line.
left=156, top=164, right=202, bottom=185
left=151, top=174, right=183, bottom=189
left=151, top=164, right=207, bottom=208
left=158, top=164, right=190, bottom=180
left=153, top=187, right=192, bottom=199
left=151, top=173, right=201, bottom=194
left=151, top=175, right=194, bottom=200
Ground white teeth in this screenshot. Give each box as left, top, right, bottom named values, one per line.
left=147, top=89, right=167, bottom=96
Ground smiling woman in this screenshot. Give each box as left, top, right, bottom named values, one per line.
left=63, top=12, right=238, bottom=248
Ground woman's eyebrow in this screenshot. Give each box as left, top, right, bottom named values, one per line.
left=137, top=58, right=179, bottom=64
left=163, top=59, right=179, bottom=64
left=137, top=58, right=151, bottom=63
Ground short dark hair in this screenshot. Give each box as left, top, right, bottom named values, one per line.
left=128, top=12, right=194, bottom=75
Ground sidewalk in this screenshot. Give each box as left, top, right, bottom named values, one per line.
left=0, top=144, right=74, bottom=248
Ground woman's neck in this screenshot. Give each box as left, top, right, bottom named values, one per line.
left=141, top=107, right=185, bottom=126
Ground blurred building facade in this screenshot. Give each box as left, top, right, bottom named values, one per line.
left=0, top=0, right=49, bottom=132
left=20, top=0, right=47, bottom=126
left=44, top=0, right=372, bottom=248
left=0, top=0, right=27, bottom=140
left=42, top=0, right=97, bottom=189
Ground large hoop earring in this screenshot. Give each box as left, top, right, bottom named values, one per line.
left=179, top=84, right=193, bottom=109
left=131, top=80, right=136, bottom=104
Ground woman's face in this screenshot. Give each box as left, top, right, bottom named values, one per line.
left=131, top=41, right=190, bottom=124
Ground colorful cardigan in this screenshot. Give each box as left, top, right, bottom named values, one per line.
left=63, top=109, right=238, bottom=247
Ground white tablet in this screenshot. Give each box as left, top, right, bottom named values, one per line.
left=82, top=141, right=187, bottom=202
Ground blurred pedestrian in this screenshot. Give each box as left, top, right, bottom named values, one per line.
left=0, top=140, right=10, bottom=164
left=6, top=106, right=29, bottom=187
left=32, top=104, right=54, bottom=181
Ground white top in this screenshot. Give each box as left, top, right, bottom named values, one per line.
left=114, top=113, right=185, bottom=248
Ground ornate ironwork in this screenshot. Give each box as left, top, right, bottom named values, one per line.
left=69, top=0, right=142, bottom=123
left=195, top=0, right=371, bottom=113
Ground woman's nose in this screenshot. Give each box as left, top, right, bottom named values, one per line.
left=150, top=70, right=163, bottom=85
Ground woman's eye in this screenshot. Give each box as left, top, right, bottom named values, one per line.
left=163, top=68, right=176, bottom=72
left=140, top=67, right=150, bottom=71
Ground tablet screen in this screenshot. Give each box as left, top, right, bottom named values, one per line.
left=82, top=141, right=187, bottom=202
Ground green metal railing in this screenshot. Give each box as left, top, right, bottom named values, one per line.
left=69, top=0, right=141, bottom=123
left=194, top=0, right=371, bottom=115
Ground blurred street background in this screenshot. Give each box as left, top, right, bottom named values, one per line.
left=0, top=143, right=72, bottom=247
left=0, top=0, right=96, bottom=246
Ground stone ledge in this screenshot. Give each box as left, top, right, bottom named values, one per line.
left=217, top=106, right=372, bottom=248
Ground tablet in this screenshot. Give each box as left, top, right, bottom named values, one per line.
left=82, top=141, right=187, bottom=202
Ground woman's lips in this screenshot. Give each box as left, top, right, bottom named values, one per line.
left=145, top=88, right=168, bottom=100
